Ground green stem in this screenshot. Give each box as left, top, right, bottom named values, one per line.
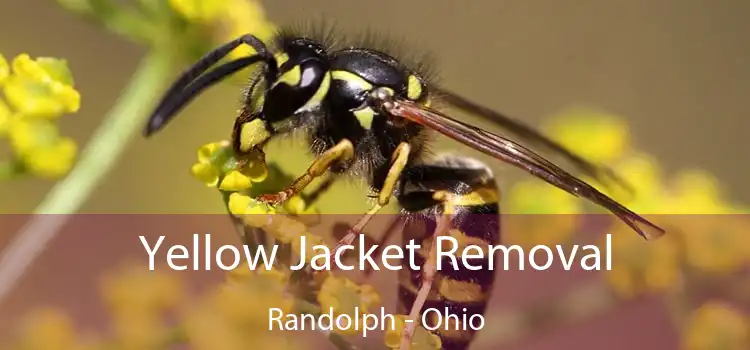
left=0, top=50, right=174, bottom=304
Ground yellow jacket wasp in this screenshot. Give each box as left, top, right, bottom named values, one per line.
left=144, top=25, right=665, bottom=350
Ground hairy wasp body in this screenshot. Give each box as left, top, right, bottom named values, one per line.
left=144, top=24, right=664, bottom=350
left=229, top=33, right=433, bottom=195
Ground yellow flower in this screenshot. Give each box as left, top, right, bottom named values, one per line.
left=110, top=310, right=165, bottom=350
left=604, top=153, right=666, bottom=211
left=603, top=226, right=681, bottom=298
left=226, top=193, right=316, bottom=245
left=204, top=270, right=293, bottom=329
left=0, top=98, right=12, bottom=135
left=220, top=0, right=277, bottom=59
left=507, top=180, right=582, bottom=215
left=168, top=0, right=226, bottom=23
left=197, top=141, right=226, bottom=162
left=227, top=192, right=275, bottom=215
left=101, top=265, right=184, bottom=315
left=384, top=315, right=442, bottom=350
left=190, top=141, right=230, bottom=187
left=683, top=301, right=748, bottom=350
left=183, top=305, right=248, bottom=350
left=190, top=162, right=219, bottom=186
left=0, top=53, right=80, bottom=180
left=190, top=141, right=268, bottom=189
left=666, top=170, right=726, bottom=214
left=544, top=108, right=631, bottom=164
left=100, top=266, right=184, bottom=349
left=317, top=275, right=382, bottom=335
left=16, top=308, right=81, bottom=350
left=679, top=215, right=750, bottom=273
left=7, top=118, right=78, bottom=178
left=185, top=267, right=296, bottom=350
left=23, top=137, right=77, bottom=178
left=255, top=267, right=290, bottom=286
left=651, top=170, right=749, bottom=273
left=219, top=170, right=252, bottom=191
left=4, top=54, right=80, bottom=118
left=283, top=195, right=308, bottom=214
left=0, top=53, right=8, bottom=85
left=291, top=232, right=326, bottom=261
left=504, top=180, right=581, bottom=247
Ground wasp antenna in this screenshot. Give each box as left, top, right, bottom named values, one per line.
left=144, top=34, right=276, bottom=137
left=144, top=56, right=268, bottom=136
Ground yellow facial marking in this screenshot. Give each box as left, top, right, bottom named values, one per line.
left=407, top=75, right=423, bottom=100
left=299, top=73, right=331, bottom=111
left=275, top=65, right=301, bottom=87
left=353, top=107, right=376, bottom=129
left=274, top=52, right=290, bottom=67
left=239, top=119, right=270, bottom=152
left=331, top=70, right=373, bottom=90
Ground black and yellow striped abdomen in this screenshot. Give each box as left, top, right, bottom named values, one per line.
left=396, top=155, right=501, bottom=350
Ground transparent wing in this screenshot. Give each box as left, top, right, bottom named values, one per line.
left=384, top=98, right=665, bottom=240
left=435, top=87, right=633, bottom=194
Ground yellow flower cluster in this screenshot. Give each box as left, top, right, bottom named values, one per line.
left=384, top=315, right=443, bottom=350
left=190, top=140, right=268, bottom=191
left=189, top=140, right=445, bottom=348
left=8, top=308, right=99, bottom=350
left=603, top=156, right=749, bottom=296
left=184, top=267, right=299, bottom=350
left=316, top=274, right=381, bottom=335
left=504, top=180, right=582, bottom=248
left=509, top=108, right=749, bottom=298
left=0, top=53, right=80, bottom=179
left=6, top=263, right=307, bottom=350
left=168, top=0, right=277, bottom=59
left=101, top=265, right=184, bottom=350
left=191, top=140, right=319, bottom=244
left=604, top=225, right=682, bottom=297
left=683, top=301, right=748, bottom=350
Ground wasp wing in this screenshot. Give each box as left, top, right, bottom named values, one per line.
left=435, top=88, right=633, bottom=194
left=385, top=98, right=665, bottom=240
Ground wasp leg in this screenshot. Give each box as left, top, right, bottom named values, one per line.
left=400, top=191, right=455, bottom=349
left=331, top=142, right=411, bottom=252
left=359, top=216, right=404, bottom=281
left=259, top=139, right=355, bottom=204
left=397, top=155, right=500, bottom=350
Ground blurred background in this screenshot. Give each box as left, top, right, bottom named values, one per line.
left=1, top=0, right=749, bottom=213
left=0, top=0, right=748, bottom=349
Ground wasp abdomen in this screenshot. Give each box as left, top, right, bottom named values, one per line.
left=397, top=155, right=500, bottom=350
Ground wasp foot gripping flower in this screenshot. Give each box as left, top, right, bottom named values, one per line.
left=190, top=141, right=268, bottom=191
left=384, top=315, right=442, bottom=350
left=317, top=275, right=382, bottom=335
left=0, top=53, right=80, bottom=179
left=683, top=301, right=749, bottom=350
